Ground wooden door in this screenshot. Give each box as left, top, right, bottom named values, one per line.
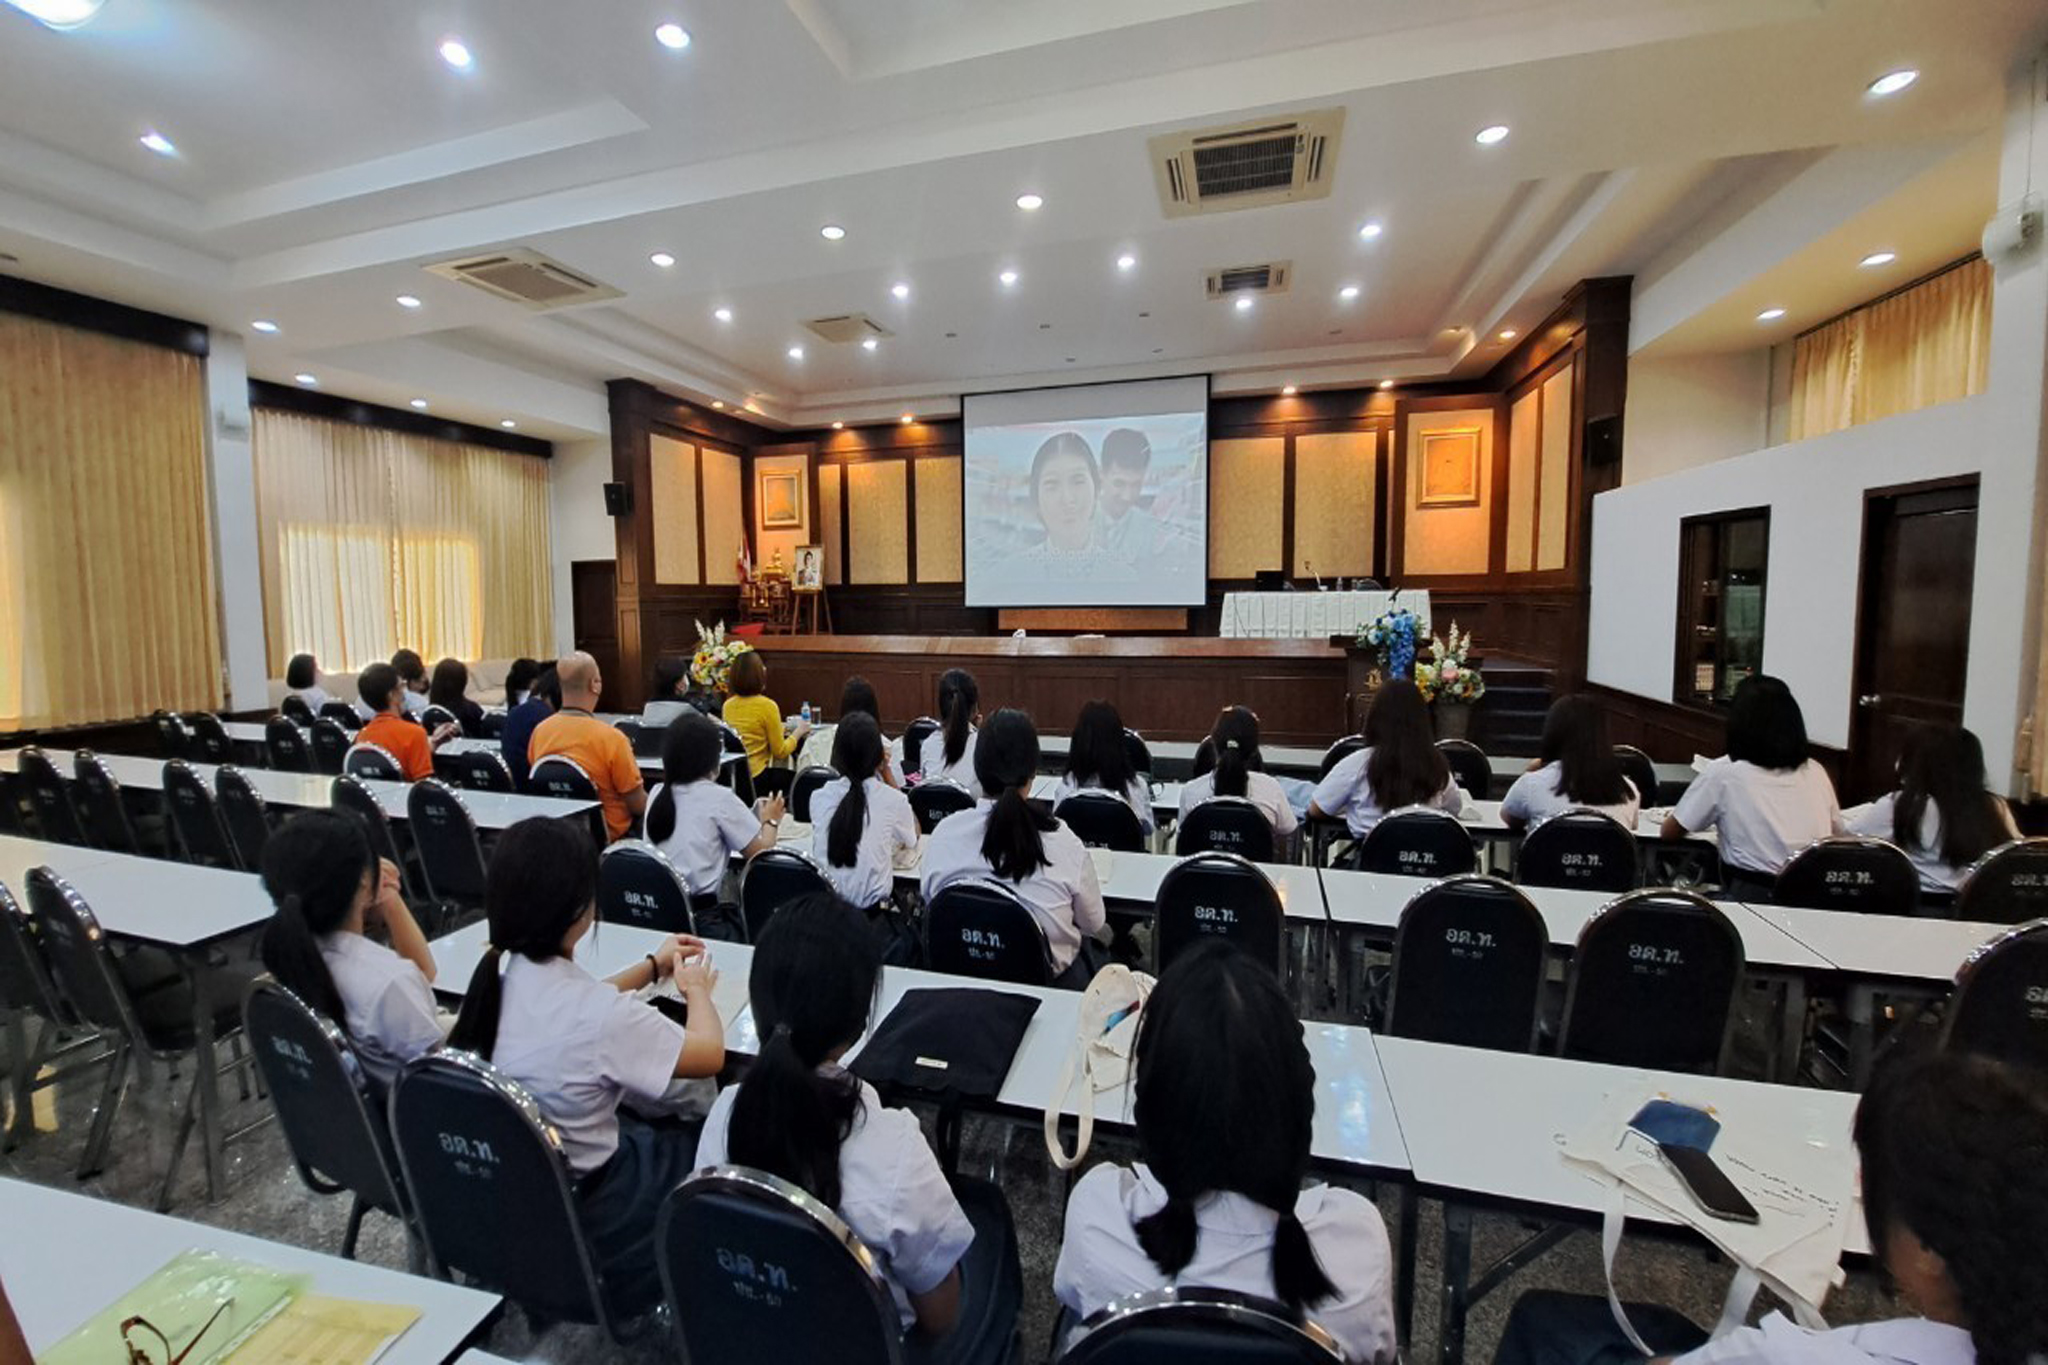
left=571, top=560, right=621, bottom=696
left=1847, top=480, right=1977, bottom=801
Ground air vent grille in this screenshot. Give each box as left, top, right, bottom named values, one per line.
left=1150, top=108, right=1343, bottom=218
left=804, top=313, right=893, bottom=344
left=1205, top=261, right=1292, bottom=299
left=424, top=248, right=622, bottom=310
left=1191, top=129, right=1302, bottom=198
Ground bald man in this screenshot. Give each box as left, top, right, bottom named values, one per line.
left=528, top=651, right=646, bottom=841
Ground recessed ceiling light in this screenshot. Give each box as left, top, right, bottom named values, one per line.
left=861, top=337, right=879, bottom=352
left=1499, top=329, right=1517, bottom=341
left=713, top=306, right=733, bottom=322
left=500, top=419, right=517, bottom=429
left=438, top=38, right=473, bottom=70
left=1233, top=296, right=1253, bottom=312
left=820, top=224, right=846, bottom=240
left=831, top=421, right=844, bottom=430
left=294, top=372, right=317, bottom=386
left=1282, top=385, right=1298, bottom=396
left=409, top=398, right=428, bottom=410
left=1379, top=379, right=1395, bottom=390
left=649, top=252, right=675, bottom=268
left=1475, top=124, right=1510, bottom=145
left=654, top=22, right=691, bottom=50
left=1338, top=285, right=1360, bottom=300
left=711, top=400, right=725, bottom=409
left=1860, top=251, right=1897, bottom=267
left=1867, top=69, right=1917, bottom=97
left=787, top=346, right=805, bottom=360
left=395, top=295, right=422, bottom=309
left=891, top=282, right=910, bottom=300
left=1358, top=221, right=1383, bottom=240
left=901, top=413, right=914, bottom=424
left=7, top=0, right=109, bottom=29
left=998, top=269, right=1019, bottom=286
left=139, top=129, right=177, bottom=156
left=250, top=319, right=278, bottom=334
left=1114, top=254, right=1137, bottom=272
left=1757, top=307, right=1787, bottom=322
left=1015, top=193, right=1044, bottom=211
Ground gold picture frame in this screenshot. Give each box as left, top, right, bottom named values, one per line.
left=1418, top=428, right=1483, bottom=506
left=759, top=470, right=804, bottom=528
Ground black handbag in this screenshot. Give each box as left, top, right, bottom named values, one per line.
left=851, top=988, right=1040, bottom=1100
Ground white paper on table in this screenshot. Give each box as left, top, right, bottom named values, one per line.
left=892, top=835, right=926, bottom=872
left=1089, top=847, right=1116, bottom=884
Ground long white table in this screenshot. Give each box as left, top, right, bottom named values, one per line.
left=1220, top=588, right=1428, bottom=639
left=428, top=919, right=755, bottom=1032
left=0, top=1177, right=499, bottom=1364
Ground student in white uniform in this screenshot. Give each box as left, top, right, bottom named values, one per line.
left=1841, top=725, right=2017, bottom=897
left=1179, top=705, right=1299, bottom=851
left=257, top=810, right=445, bottom=1091
left=811, top=712, right=919, bottom=911
left=920, top=708, right=1108, bottom=987
left=1310, top=681, right=1464, bottom=839
left=1491, top=1050, right=2048, bottom=1365
left=1055, top=940, right=1397, bottom=1365
left=1662, top=675, right=1839, bottom=893
left=1501, top=695, right=1640, bottom=830
left=444, top=817, right=725, bottom=1320
left=285, top=653, right=333, bottom=715
left=697, top=895, right=1017, bottom=1357
left=645, top=712, right=783, bottom=936
left=796, top=676, right=902, bottom=787
left=1053, top=699, right=1154, bottom=836
left=919, top=667, right=980, bottom=791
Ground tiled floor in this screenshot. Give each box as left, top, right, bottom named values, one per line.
left=3, top=1022, right=1904, bottom=1365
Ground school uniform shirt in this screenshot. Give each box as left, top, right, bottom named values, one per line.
left=1177, top=771, right=1299, bottom=843
left=1054, top=1163, right=1398, bottom=1365
left=291, top=683, right=333, bottom=714
left=1311, top=747, right=1464, bottom=839
left=1671, top=758, right=1841, bottom=878
left=357, top=711, right=436, bottom=782
left=486, top=952, right=687, bottom=1174
left=919, top=727, right=980, bottom=793
left=696, top=1072, right=974, bottom=1329
left=317, top=931, right=446, bottom=1089
left=648, top=779, right=761, bottom=897
left=1500, top=762, right=1641, bottom=830
left=1672, top=1315, right=1972, bottom=1365
left=920, top=800, right=1107, bottom=972
left=1051, top=772, right=1157, bottom=836
left=1841, top=791, right=2018, bottom=893
left=530, top=710, right=645, bottom=843
left=809, top=775, right=919, bottom=908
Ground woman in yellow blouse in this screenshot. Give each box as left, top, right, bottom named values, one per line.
left=722, top=650, right=811, bottom=797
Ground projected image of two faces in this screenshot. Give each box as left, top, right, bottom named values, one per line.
left=977, top=416, right=1204, bottom=582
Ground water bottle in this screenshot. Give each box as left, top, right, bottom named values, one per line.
left=800, top=701, right=812, bottom=726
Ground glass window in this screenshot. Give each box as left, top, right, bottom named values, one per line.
left=1675, top=509, right=1769, bottom=707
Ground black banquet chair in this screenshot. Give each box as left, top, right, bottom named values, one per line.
left=530, top=756, right=609, bottom=846
left=17, top=747, right=86, bottom=846
left=925, top=878, right=1057, bottom=986
left=1386, top=875, right=1549, bottom=1052
left=309, top=718, right=353, bottom=776
left=1154, top=852, right=1285, bottom=976
left=343, top=743, right=405, bottom=783
left=330, top=775, right=416, bottom=902
left=280, top=693, right=316, bottom=726
left=1351, top=807, right=1477, bottom=879
left=319, top=700, right=364, bottom=732
left=215, top=766, right=273, bottom=870
left=186, top=712, right=235, bottom=765
left=449, top=748, right=515, bottom=794
left=1559, top=889, right=1745, bottom=1075
left=71, top=750, right=143, bottom=855
left=1517, top=811, right=1641, bottom=893
left=1056, top=791, right=1147, bottom=853
left=1058, top=1287, right=1343, bottom=1364
left=597, top=841, right=697, bottom=935
left=163, top=759, right=240, bottom=869
left=406, top=780, right=489, bottom=921
left=152, top=710, right=191, bottom=760
left=1773, top=836, right=1921, bottom=917
left=1436, top=739, right=1492, bottom=801
left=1953, top=839, right=2048, bottom=925
left=739, top=848, right=833, bottom=943
left=909, top=778, right=977, bottom=835
left=1939, top=919, right=2048, bottom=1071
left=1614, top=745, right=1660, bottom=807
left=1173, top=796, right=1274, bottom=862
left=421, top=704, right=459, bottom=735
left=1122, top=729, right=1155, bottom=777
left=266, top=715, right=315, bottom=773
left=789, top=765, right=837, bottom=824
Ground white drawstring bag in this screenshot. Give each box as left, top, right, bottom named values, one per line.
left=1044, top=962, right=1155, bottom=1169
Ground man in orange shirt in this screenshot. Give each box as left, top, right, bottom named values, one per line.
left=529, top=651, right=645, bottom=842
left=356, top=662, right=458, bottom=781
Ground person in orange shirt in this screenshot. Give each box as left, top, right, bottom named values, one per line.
left=529, top=651, right=646, bottom=842
left=356, top=662, right=458, bottom=782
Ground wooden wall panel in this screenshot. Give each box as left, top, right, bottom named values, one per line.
left=1209, top=437, right=1285, bottom=579
left=1402, top=407, right=1495, bottom=577
left=1505, top=389, right=1540, bottom=573
left=1291, top=431, right=1376, bottom=577
left=818, top=463, right=843, bottom=586
left=700, top=446, right=743, bottom=586
left=846, top=460, right=910, bottom=585
left=914, top=456, right=963, bottom=583
left=1538, top=367, right=1575, bottom=571
left=649, top=434, right=699, bottom=585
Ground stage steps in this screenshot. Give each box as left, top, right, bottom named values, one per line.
left=1470, top=656, right=1553, bottom=758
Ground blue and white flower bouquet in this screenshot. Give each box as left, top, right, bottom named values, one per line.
left=1358, top=608, right=1429, bottom=680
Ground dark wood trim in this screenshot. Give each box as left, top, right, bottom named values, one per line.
left=1280, top=433, right=1299, bottom=571
left=249, top=379, right=552, bottom=458
left=692, top=440, right=708, bottom=584
left=0, top=271, right=208, bottom=356
left=905, top=451, right=922, bottom=584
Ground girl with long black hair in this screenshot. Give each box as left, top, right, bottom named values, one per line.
left=1178, top=705, right=1298, bottom=848
left=427, top=657, right=487, bottom=737
left=258, top=810, right=444, bottom=1090
left=695, top=894, right=987, bottom=1343
left=444, top=816, right=724, bottom=1318
left=1663, top=674, right=1839, bottom=882
left=920, top=668, right=980, bottom=790
left=920, top=708, right=1107, bottom=986
left=1055, top=939, right=1396, bottom=1363
left=646, top=712, right=783, bottom=909
left=810, top=712, right=918, bottom=911
left=1500, top=695, right=1639, bottom=829
left=1053, top=699, right=1154, bottom=835
left=1844, top=725, right=2017, bottom=893
left=1310, top=681, right=1463, bottom=838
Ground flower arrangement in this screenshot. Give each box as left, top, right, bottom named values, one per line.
left=1358, top=607, right=1429, bottom=680
left=689, top=620, right=754, bottom=695
left=1414, top=621, right=1486, bottom=705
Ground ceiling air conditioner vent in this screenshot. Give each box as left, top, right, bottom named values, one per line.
left=424, top=248, right=622, bottom=310
left=1150, top=108, right=1344, bottom=218
left=1205, top=261, right=1292, bottom=300
left=804, top=313, right=894, bottom=345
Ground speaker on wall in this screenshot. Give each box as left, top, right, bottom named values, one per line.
left=1585, top=415, right=1621, bottom=466
left=603, top=481, right=632, bottom=516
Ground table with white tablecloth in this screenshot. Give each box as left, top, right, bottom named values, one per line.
left=1218, top=588, right=1431, bottom=639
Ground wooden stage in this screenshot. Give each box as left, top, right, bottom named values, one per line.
left=749, top=634, right=1348, bottom=747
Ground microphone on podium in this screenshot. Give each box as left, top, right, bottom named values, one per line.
left=1309, top=560, right=1325, bottom=592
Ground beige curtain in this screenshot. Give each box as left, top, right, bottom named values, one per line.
left=252, top=409, right=552, bottom=673
left=0, top=313, right=221, bottom=732
left=1789, top=257, right=1992, bottom=440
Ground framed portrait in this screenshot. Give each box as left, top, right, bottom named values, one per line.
left=759, top=470, right=804, bottom=528
left=793, top=544, right=824, bottom=591
left=1418, top=428, right=1482, bottom=506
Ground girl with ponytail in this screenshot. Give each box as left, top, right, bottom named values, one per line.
left=810, top=712, right=918, bottom=912
left=696, top=894, right=982, bottom=1341
left=258, top=811, right=444, bottom=1090
left=920, top=708, right=1108, bottom=987
left=1178, top=706, right=1298, bottom=852
left=444, top=816, right=725, bottom=1318
left=920, top=668, right=981, bottom=790
left=1055, top=939, right=1395, bottom=1363
left=1054, top=700, right=1154, bottom=836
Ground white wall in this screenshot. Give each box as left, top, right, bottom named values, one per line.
left=549, top=438, right=616, bottom=655
left=1621, top=351, right=1770, bottom=485
left=202, top=334, right=271, bottom=706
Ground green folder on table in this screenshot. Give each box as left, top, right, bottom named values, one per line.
left=38, top=1248, right=303, bottom=1365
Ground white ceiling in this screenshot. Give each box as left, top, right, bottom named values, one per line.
left=0, top=0, right=2039, bottom=439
